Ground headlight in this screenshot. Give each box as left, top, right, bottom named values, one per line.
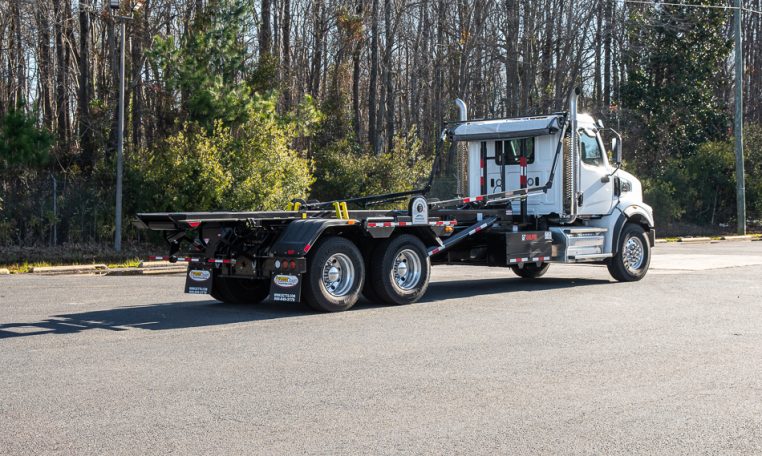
left=620, top=178, right=632, bottom=193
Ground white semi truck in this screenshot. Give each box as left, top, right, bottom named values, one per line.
left=136, top=88, right=654, bottom=312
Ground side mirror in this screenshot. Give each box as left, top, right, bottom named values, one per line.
left=596, top=119, right=605, bottom=129
left=611, top=137, right=622, bottom=165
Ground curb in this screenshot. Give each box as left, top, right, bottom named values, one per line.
left=31, top=264, right=109, bottom=274
left=138, top=260, right=173, bottom=268
left=106, top=266, right=187, bottom=276
left=677, top=237, right=712, bottom=243
left=720, top=235, right=753, bottom=241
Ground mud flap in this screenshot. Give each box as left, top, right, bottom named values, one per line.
left=270, top=274, right=302, bottom=303
left=185, top=265, right=213, bottom=294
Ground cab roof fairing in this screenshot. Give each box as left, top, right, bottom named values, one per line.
left=448, top=114, right=564, bottom=142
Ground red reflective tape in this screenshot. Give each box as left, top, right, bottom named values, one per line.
left=286, top=249, right=295, bottom=255
left=519, top=157, right=527, bottom=167
left=186, top=221, right=201, bottom=228
left=398, top=221, right=408, bottom=226
left=475, top=196, right=484, bottom=201
left=480, top=177, right=485, bottom=186
left=383, top=222, right=393, bottom=227
left=520, top=175, right=527, bottom=186
left=431, top=248, right=441, bottom=255
left=303, top=243, right=312, bottom=253
left=480, top=159, right=485, bottom=169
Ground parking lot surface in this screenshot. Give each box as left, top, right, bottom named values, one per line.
left=2, top=241, right=762, bottom=455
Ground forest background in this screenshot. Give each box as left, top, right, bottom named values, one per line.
left=1, top=0, right=762, bottom=260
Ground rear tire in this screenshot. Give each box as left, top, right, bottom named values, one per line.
left=303, top=236, right=364, bottom=312
left=607, top=223, right=651, bottom=282
left=370, top=235, right=431, bottom=305
left=211, top=275, right=269, bottom=304
left=511, top=262, right=550, bottom=279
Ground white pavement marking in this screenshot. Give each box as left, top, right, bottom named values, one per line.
left=651, top=254, right=762, bottom=271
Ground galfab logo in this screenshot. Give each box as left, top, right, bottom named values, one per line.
left=188, top=269, right=211, bottom=282
left=274, top=274, right=299, bottom=288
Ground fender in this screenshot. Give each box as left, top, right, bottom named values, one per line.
left=622, top=204, right=655, bottom=229
left=611, top=204, right=655, bottom=254
left=271, top=219, right=356, bottom=256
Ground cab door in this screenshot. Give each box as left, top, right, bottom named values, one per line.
left=577, top=128, right=616, bottom=216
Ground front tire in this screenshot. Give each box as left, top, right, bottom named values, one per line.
left=511, top=262, right=550, bottom=279
left=303, top=236, right=364, bottom=312
left=607, top=223, right=651, bottom=282
left=369, top=234, right=431, bottom=305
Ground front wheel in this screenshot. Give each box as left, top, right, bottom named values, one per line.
left=607, top=223, right=651, bottom=282
left=369, top=234, right=431, bottom=305
left=303, top=236, right=365, bottom=312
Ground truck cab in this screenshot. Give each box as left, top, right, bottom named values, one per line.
left=447, top=88, right=654, bottom=280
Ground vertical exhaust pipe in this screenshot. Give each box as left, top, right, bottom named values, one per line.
left=455, top=98, right=468, bottom=122
left=564, top=87, right=581, bottom=223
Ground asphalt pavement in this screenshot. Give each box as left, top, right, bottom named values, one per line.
left=2, top=241, right=762, bottom=455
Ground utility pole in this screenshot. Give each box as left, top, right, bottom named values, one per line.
left=734, top=0, right=746, bottom=235
left=115, top=16, right=125, bottom=251
left=110, top=0, right=125, bottom=252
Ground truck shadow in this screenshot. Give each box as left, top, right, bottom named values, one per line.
left=0, top=276, right=610, bottom=339
left=417, top=276, right=612, bottom=304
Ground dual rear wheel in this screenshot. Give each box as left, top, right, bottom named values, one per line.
left=302, top=234, right=431, bottom=312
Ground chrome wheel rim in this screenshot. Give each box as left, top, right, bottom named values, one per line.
left=623, top=236, right=645, bottom=273
left=391, top=249, right=422, bottom=292
left=321, top=253, right=355, bottom=297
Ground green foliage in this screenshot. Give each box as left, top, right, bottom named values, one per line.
left=311, top=127, right=432, bottom=203
left=643, top=124, right=762, bottom=227
left=134, top=94, right=316, bottom=212
left=643, top=177, right=684, bottom=226
left=149, top=0, right=256, bottom=129
left=676, top=141, right=736, bottom=225
left=0, top=107, right=53, bottom=172
left=622, top=3, right=731, bottom=177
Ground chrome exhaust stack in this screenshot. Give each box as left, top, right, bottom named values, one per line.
left=563, top=87, right=581, bottom=223
left=454, top=98, right=468, bottom=122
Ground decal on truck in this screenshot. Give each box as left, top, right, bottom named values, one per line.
left=271, top=274, right=301, bottom=302
left=185, top=266, right=212, bottom=295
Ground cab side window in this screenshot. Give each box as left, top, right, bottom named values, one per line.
left=579, top=129, right=604, bottom=166
left=495, top=138, right=535, bottom=165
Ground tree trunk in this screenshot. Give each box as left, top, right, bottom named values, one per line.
left=368, top=0, right=380, bottom=153
left=351, top=0, right=364, bottom=141
left=36, top=1, right=54, bottom=128
left=53, top=0, right=70, bottom=154
left=78, top=1, right=94, bottom=173
left=260, top=0, right=272, bottom=57
left=383, top=0, right=394, bottom=151
left=281, top=0, right=292, bottom=109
